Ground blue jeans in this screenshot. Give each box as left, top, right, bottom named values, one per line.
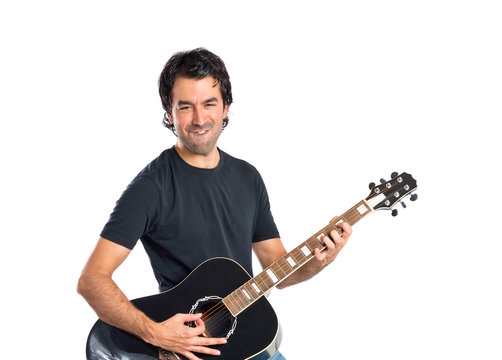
left=269, top=351, right=286, bottom=360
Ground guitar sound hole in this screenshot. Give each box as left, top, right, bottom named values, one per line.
left=190, top=300, right=233, bottom=338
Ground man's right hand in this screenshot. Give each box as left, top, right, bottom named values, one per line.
left=143, top=313, right=227, bottom=360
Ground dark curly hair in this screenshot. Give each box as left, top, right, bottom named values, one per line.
left=159, top=48, right=233, bottom=131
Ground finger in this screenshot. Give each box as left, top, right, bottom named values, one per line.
left=335, top=224, right=351, bottom=246
left=315, top=235, right=333, bottom=255
left=322, top=234, right=336, bottom=249
left=188, top=322, right=207, bottom=337
left=340, top=221, right=352, bottom=238
left=180, top=350, right=202, bottom=360
left=189, top=335, right=227, bottom=346
left=176, top=313, right=203, bottom=323
left=188, top=345, right=222, bottom=356
left=192, top=317, right=206, bottom=334
left=330, top=229, right=347, bottom=250
left=314, top=247, right=323, bottom=261
left=329, top=215, right=351, bottom=237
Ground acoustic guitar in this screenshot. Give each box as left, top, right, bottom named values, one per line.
left=86, top=172, right=418, bottom=360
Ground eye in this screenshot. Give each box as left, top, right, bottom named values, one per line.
left=178, top=106, right=192, bottom=112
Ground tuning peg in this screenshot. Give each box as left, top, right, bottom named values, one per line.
left=380, top=178, right=386, bottom=184
left=368, top=182, right=376, bottom=190
left=410, top=193, right=418, bottom=201
left=391, top=171, right=399, bottom=179
left=401, top=202, right=407, bottom=208
left=392, top=209, right=398, bottom=217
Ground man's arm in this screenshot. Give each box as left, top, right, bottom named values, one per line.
left=77, top=237, right=226, bottom=360
left=252, top=219, right=352, bottom=289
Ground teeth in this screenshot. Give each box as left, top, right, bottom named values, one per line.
left=197, top=130, right=207, bottom=135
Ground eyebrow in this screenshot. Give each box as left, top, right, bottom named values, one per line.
left=176, top=97, right=219, bottom=106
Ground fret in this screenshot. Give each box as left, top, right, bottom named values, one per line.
left=278, top=257, right=293, bottom=275
left=250, top=281, right=261, bottom=294
left=226, top=293, right=237, bottom=311
left=338, top=200, right=371, bottom=227
left=300, top=244, right=312, bottom=257
left=224, top=294, right=240, bottom=315
left=244, top=283, right=257, bottom=300
left=222, top=298, right=234, bottom=316
left=286, top=256, right=296, bottom=268
left=356, top=202, right=368, bottom=216
left=344, top=210, right=359, bottom=225
left=257, top=272, right=272, bottom=291
left=280, top=257, right=291, bottom=274
left=291, top=248, right=304, bottom=264
left=307, top=237, right=322, bottom=250
left=263, top=272, right=275, bottom=288
left=322, top=225, right=337, bottom=239
left=234, top=291, right=248, bottom=311
left=271, top=259, right=288, bottom=278
left=241, top=288, right=252, bottom=301
left=266, top=268, right=278, bottom=283
left=269, top=263, right=281, bottom=280
left=236, top=291, right=250, bottom=308
left=255, top=274, right=268, bottom=292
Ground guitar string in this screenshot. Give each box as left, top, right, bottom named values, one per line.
left=199, top=226, right=354, bottom=329
left=198, top=251, right=313, bottom=327
left=200, top=249, right=318, bottom=328
left=200, top=302, right=226, bottom=321
left=198, top=254, right=315, bottom=330
left=198, top=223, right=358, bottom=329
left=201, top=306, right=229, bottom=325
left=199, top=306, right=231, bottom=333
left=201, top=197, right=368, bottom=322
left=197, top=240, right=318, bottom=323
left=196, top=180, right=414, bottom=330
left=198, top=273, right=278, bottom=326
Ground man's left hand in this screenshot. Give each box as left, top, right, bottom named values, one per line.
left=314, top=217, right=352, bottom=267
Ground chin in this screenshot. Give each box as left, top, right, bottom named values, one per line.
left=186, top=141, right=218, bottom=156
left=181, top=133, right=221, bottom=156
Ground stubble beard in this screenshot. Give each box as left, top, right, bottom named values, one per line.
left=178, top=124, right=222, bottom=156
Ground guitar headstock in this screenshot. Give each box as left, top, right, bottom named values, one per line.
left=366, top=172, right=418, bottom=216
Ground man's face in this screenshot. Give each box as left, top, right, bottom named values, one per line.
left=168, top=76, right=228, bottom=156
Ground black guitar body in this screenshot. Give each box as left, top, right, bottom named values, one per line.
left=86, top=258, right=281, bottom=360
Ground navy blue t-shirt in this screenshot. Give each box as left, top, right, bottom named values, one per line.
left=101, top=147, right=280, bottom=291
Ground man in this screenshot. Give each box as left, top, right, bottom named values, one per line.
left=78, top=48, right=352, bottom=360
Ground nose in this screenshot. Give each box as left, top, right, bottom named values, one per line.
left=192, top=107, right=204, bottom=126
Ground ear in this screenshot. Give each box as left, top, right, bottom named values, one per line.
left=163, top=112, right=176, bottom=132
left=166, top=112, right=174, bottom=124
left=223, top=104, right=229, bottom=118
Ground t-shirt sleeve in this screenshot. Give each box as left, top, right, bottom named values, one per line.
left=100, top=176, right=160, bottom=249
left=252, top=173, right=280, bottom=242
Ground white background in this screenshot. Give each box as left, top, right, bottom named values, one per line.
left=1, top=1, right=501, bottom=359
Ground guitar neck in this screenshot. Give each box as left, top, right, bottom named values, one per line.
left=223, top=199, right=373, bottom=316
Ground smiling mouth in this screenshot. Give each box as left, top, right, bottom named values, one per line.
left=196, top=130, right=208, bottom=135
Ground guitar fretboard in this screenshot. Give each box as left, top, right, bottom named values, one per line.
left=222, top=199, right=373, bottom=316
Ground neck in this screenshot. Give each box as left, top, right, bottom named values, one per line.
left=174, top=142, right=220, bottom=169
